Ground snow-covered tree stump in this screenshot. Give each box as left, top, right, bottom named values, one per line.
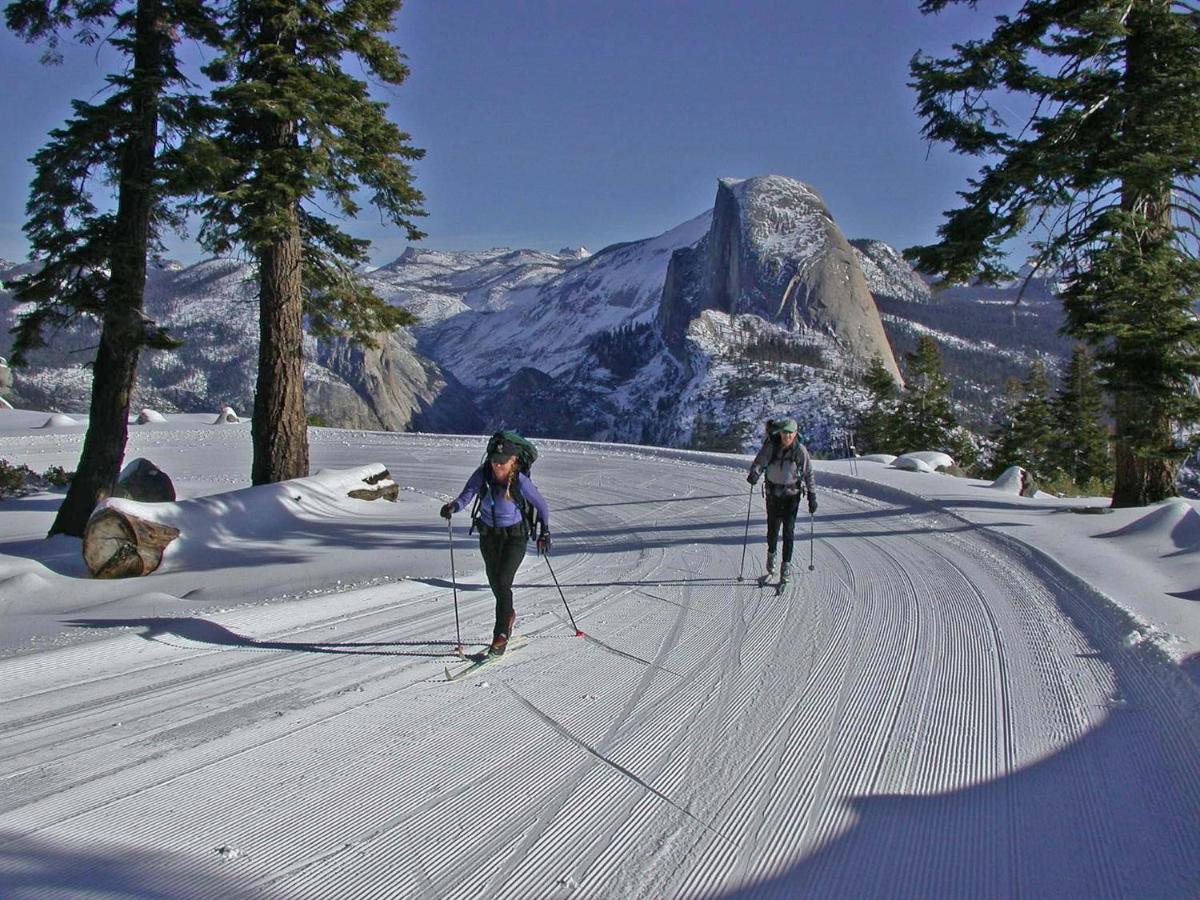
left=83, top=508, right=180, bottom=578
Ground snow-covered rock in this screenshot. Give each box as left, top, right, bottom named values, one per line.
left=891, top=456, right=935, bottom=473
left=38, top=413, right=79, bottom=428
left=898, top=451, right=955, bottom=470
left=136, top=408, right=168, bottom=424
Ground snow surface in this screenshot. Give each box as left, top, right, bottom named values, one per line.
left=0, top=412, right=1197, bottom=898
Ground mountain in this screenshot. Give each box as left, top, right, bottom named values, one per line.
left=0, top=174, right=1075, bottom=453
left=853, top=241, right=1076, bottom=429
left=0, top=258, right=481, bottom=433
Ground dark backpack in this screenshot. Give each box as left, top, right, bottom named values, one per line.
left=469, top=431, right=542, bottom=537
left=487, top=430, right=538, bottom=473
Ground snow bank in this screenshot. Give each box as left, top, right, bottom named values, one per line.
left=97, top=464, right=398, bottom=572
left=1097, top=499, right=1200, bottom=553
left=859, top=453, right=896, bottom=464
left=891, top=456, right=934, bottom=473
left=897, top=451, right=955, bottom=470
left=37, top=413, right=79, bottom=428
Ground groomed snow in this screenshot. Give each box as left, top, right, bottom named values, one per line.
left=0, top=413, right=1196, bottom=898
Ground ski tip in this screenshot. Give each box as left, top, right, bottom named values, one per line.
left=575, top=630, right=586, bottom=638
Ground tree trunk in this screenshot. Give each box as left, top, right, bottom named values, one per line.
left=251, top=189, right=309, bottom=485
left=83, top=506, right=180, bottom=577
left=1108, top=3, right=1181, bottom=509
left=1111, top=394, right=1179, bottom=507
left=49, top=0, right=165, bottom=537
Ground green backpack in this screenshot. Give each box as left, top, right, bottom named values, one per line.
left=487, top=430, right=538, bottom=473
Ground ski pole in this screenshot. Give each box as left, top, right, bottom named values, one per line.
left=737, top=483, right=754, bottom=582
left=543, top=553, right=585, bottom=637
left=448, top=517, right=464, bottom=654
left=808, top=511, right=816, bottom=571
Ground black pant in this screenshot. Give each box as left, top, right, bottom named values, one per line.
left=765, top=492, right=802, bottom=564
left=478, top=525, right=527, bottom=637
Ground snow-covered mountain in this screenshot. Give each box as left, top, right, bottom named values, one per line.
left=0, top=174, right=1075, bottom=450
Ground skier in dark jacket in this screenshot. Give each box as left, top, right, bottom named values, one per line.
left=440, top=438, right=551, bottom=655
left=746, top=418, right=817, bottom=583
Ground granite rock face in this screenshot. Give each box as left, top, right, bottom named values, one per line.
left=309, top=330, right=483, bottom=434
left=660, top=176, right=901, bottom=379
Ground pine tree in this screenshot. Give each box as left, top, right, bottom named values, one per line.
left=189, top=0, right=426, bottom=485
left=908, top=1, right=1200, bottom=506
left=1051, top=345, right=1112, bottom=488
left=991, top=359, right=1056, bottom=480
left=895, top=336, right=959, bottom=454
left=5, top=0, right=218, bottom=537
left=855, top=355, right=899, bottom=454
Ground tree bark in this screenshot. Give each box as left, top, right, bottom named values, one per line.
left=49, top=0, right=165, bottom=537
left=83, top=507, right=179, bottom=578
left=1111, top=394, right=1179, bottom=507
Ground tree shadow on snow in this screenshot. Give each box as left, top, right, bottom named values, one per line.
left=63, top=616, right=465, bottom=659
left=0, top=831, right=255, bottom=899
left=555, top=492, right=744, bottom=512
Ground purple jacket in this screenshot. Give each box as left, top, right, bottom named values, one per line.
left=449, top=467, right=551, bottom=531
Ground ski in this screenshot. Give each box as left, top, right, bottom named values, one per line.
left=775, top=577, right=789, bottom=595
left=443, top=638, right=526, bottom=682
left=757, top=574, right=772, bottom=588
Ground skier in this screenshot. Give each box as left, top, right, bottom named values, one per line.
left=440, top=436, right=551, bottom=656
left=746, top=418, right=817, bottom=588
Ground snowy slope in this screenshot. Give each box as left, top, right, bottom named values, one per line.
left=0, top=415, right=1197, bottom=898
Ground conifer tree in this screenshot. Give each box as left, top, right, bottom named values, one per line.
left=991, top=376, right=1025, bottom=476
left=855, top=355, right=899, bottom=454
left=895, top=336, right=959, bottom=453
left=908, top=0, right=1200, bottom=506
left=1051, top=345, right=1111, bottom=487
left=992, top=359, right=1056, bottom=480
left=5, top=0, right=218, bottom=536
left=190, top=0, right=426, bottom=485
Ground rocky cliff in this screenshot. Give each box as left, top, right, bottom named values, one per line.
left=659, top=177, right=901, bottom=380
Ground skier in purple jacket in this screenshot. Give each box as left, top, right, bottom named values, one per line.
left=440, top=438, right=551, bottom=655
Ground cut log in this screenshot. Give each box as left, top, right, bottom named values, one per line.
left=83, top=507, right=180, bottom=578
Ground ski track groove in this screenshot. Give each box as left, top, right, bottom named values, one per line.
left=2, top=446, right=1198, bottom=898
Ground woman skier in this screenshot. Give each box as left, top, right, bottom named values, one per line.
left=746, top=418, right=817, bottom=587
left=441, top=435, right=551, bottom=655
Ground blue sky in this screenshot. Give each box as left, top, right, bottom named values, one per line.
left=0, top=1, right=1013, bottom=266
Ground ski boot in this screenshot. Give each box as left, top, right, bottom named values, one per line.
left=488, top=610, right=517, bottom=657
left=757, top=552, right=776, bottom=587
left=776, top=561, right=791, bottom=595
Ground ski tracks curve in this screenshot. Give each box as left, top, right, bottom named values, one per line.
left=1, top=445, right=1197, bottom=898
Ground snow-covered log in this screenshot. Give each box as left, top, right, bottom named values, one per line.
left=82, top=508, right=180, bottom=578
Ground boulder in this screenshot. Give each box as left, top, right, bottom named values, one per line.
left=112, top=458, right=176, bottom=503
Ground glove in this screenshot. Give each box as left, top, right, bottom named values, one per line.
left=536, top=531, right=551, bottom=555
left=746, top=470, right=760, bottom=486
left=439, top=503, right=453, bottom=520
left=808, top=494, right=818, bottom=514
